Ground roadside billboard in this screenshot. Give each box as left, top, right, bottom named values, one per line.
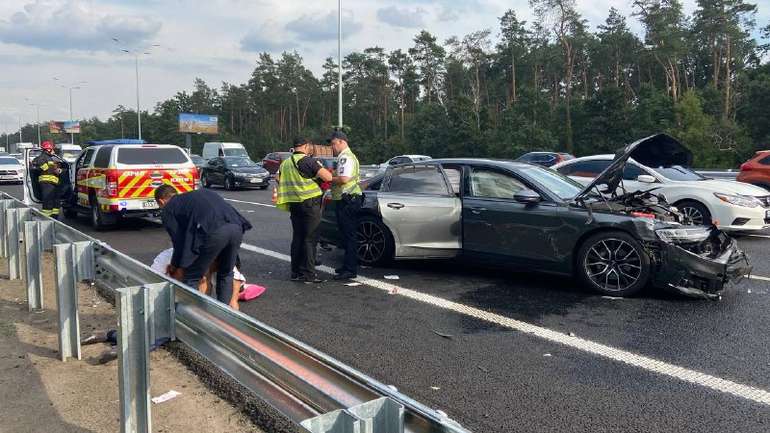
left=179, top=113, right=218, bottom=134
left=49, top=121, right=80, bottom=134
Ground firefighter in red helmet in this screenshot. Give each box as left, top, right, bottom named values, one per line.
left=32, top=141, right=62, bottom=217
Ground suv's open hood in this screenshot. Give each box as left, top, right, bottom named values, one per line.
left=575, top=133, right=692, bottom=200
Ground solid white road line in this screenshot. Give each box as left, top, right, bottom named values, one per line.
left=749, top=275, right=770, bottom=282
left=240, top=241, right=770, bottom=407
left=224, top=198, right=276, bottom=208
left=747, top=234, right=770, bottom=239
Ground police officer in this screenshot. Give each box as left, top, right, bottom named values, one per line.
left=32, top=141, right=62, bottom=218
left=327, top=130, right=362, bottom=280
left=276, top=137, right=333, bottom=284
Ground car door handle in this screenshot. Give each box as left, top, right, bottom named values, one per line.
left=387, top=202, right=405, bottom=209
left=470, top=206, right=487, bottom=214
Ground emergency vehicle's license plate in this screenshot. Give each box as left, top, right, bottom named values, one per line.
left=142, top=200, right=157, bottom=209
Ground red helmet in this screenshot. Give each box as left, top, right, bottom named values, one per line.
left=41, top=141, right=54, bottom=151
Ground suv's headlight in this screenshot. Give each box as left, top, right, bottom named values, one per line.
left=656, top=227, right=711, bottom=243
left=714, top=193, right=762, bottom=208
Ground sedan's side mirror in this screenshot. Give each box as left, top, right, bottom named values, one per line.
left=514, top=189, right=542, bottom=204
left=637, top=174, right=656, bottom=184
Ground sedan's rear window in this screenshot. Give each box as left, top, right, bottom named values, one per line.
left=117, top=148, right=188, bottom=165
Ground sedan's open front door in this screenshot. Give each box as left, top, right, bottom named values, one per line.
left=23, top=148, right=44, bottom=204
left=379, top=163, right=461, bottom=259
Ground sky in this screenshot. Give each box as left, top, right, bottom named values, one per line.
left=0, top=0, right=768, bottom=137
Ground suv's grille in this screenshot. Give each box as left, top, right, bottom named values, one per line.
left=0, top=170, right=18, bottom=175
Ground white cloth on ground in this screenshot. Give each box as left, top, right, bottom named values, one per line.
left=151, top=248, right=245, bottom=282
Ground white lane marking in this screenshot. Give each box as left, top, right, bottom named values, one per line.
left=224, top=198, right=276, bottom=208
left=747, top=234, right=770, bottom=239
left=749, top=275, right=770, bottom=282
left=240, top=242, right=770, bottom=407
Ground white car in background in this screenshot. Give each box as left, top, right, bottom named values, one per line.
left=0, top=155, right=24, bottom=184
left=553, top=153, right=770, bottom=232
left=378, top=154, right=432, bottom=172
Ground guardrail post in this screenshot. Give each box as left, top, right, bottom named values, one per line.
left=347, top=398, right=404, bottom=433
left=53, top=241, right=93, bottom=362
left=0, top=199, right=13, bottom=258
left=6, top=208, right=31, bottom=280
left=301, top=410, right=363, bottom=433
left=117, top=285, right=152, bottom=433
left=143, top=282, right=175, bottom=344
left=24, top=221, right=44, bottom=311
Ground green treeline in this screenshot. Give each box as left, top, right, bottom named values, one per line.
left=4, top=1, right=770, bottom=168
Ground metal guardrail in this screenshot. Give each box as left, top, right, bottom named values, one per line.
left=0, top=192, right=470, bottom=433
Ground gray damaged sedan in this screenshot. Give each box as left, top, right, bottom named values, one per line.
left=319, top=134, right=751, bottom=298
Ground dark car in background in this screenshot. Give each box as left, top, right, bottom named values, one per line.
left=319, top=134, right=750, bottom=299
left=516, top=152, right=575, bottom=167
left=190, top=154, right=206, bottom=171
left=201, top=156, right=270, bottom=190
left=262, top=152, right=292, bottom=175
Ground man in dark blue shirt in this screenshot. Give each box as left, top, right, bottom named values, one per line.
left=155, top=185, right=252, bottom=309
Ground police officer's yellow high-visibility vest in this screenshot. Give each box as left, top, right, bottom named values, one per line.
left=275, top=153, right=322, bottom=211
left=331, top=148, right=362, bottom=200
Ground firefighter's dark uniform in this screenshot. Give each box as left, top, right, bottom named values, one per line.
left=32, top=152, right=61, bottom=217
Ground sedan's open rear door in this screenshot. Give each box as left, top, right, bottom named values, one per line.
left=379, top=163, right=461, bottom=258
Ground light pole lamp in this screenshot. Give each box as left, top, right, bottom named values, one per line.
left=114, top=38, right=158, bottom=141
left=53, top=78, right=87, bottom=144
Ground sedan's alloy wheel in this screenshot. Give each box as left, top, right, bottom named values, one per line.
left=680, top=206, right=704, bottom=225
left=356, top=220, right=386, bottom=264
left=584, top=238, right=643, bottom=292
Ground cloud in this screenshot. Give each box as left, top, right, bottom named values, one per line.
left=241, top=20, right=294, bottom=52
left=0, top=0, right=161, bottom=51
left=285, top=10, right=362, bottom=42
left=377, top=6, right=427, bottom=28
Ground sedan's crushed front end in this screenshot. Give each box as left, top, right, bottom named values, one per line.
left=647, top=226, right=751, bottom=299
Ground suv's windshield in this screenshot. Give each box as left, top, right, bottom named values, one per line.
left=652, top=165, right=705, bottom=181
left=225, top=157, right=258, bottom=168
left=117, top=147, right=188, bottom=165
left=223, top=148, right=248, bottom=157
left=520, top=165, right=584, bottom=199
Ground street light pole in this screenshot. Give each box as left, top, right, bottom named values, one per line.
left=135, top=53, right=142, bottom=141
left=337, top=0, right=343, bottom=129
left=35, top=105, right=41, bottom=145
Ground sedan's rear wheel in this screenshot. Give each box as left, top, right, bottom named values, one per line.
left=356, top=216, right=394, bottom=266
left=577, top=231, right=651, bottom=297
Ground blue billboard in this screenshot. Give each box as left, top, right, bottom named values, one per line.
left=178, top=113, right=218, bottom=134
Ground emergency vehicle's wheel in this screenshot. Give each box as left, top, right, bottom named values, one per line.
left=90, top=198, right=116, bottom=230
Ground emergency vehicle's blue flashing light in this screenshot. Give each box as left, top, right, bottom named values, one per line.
left=85, top=139, right=146, bottom=146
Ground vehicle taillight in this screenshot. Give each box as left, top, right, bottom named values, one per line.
left=631, top=211, right=656, bottom=219
left=192, top=167, right=201, bottom=190
left=106, top=170, right=119, bottom=197
left=740, top=163, right=752, bottom=171
left=322, top=192, right=332, bottom=208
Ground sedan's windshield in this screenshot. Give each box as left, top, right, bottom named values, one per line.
left=225, top=157, right=258, bottom=168
left=520, top=165, right=584, bottom=199
left=652, top=165, right=706, bottom=181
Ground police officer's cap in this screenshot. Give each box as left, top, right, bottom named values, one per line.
left=325, top=130, right=348, bottom=143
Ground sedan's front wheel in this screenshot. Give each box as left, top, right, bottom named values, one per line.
left=577, top=231, right=651, bottom=297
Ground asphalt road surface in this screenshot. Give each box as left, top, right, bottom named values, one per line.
left=4, top=182, right=770, bottom=432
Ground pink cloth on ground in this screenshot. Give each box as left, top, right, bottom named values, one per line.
left=239, top=284, right=266, bottom=301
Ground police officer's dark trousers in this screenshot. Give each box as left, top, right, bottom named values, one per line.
left=39, top=182, right=59, bottom=216
left=289, top=196, right=322, bottom=278
left=183, top=223, right=243, bottom=304
left=336, top=194, right=362, bottom=275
